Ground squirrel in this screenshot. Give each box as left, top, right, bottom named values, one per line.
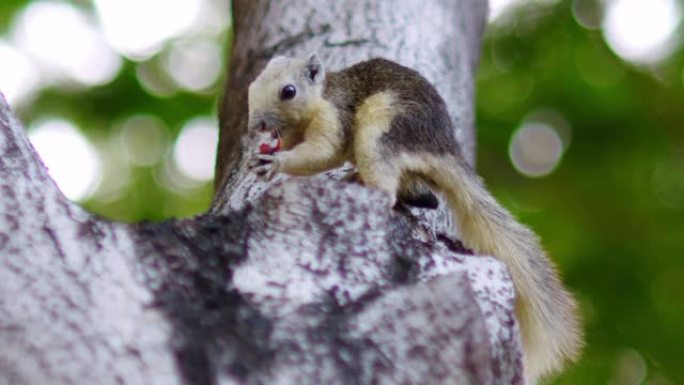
left=246, top=53, right=583, bottom=384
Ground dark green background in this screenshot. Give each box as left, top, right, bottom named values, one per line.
left=2, top=1, right=683, bottom=384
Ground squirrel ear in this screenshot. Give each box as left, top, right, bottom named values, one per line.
left=304, top=52, right=325, bottom=84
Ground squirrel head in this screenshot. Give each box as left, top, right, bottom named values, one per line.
left=247, top=53, right=326, bottom=139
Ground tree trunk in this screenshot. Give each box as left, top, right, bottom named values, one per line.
left=0, top=1, right=525, bottom=385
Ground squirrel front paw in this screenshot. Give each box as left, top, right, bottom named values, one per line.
left=250, top=153, right=280, bottom=181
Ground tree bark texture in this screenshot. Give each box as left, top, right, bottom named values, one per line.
left=0, top=1, right=527, bottom=384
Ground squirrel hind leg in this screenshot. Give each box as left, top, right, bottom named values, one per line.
left=356, top=159, right=401, bottom=208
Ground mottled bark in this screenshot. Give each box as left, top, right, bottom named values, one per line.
left=0, top=1, right=527, bottom=385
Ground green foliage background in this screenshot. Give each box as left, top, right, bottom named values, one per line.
left=2, top=1, right=683, bottom=384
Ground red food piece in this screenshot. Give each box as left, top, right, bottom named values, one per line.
left=258, top=143, right=272, bottom=154
left=258, top=139, right=282, bottom=155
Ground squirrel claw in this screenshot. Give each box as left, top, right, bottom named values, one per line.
left=250, top=153, right=279, bottom=180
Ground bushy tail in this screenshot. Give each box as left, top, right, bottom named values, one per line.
left=431, top=156, right=583, bottom=384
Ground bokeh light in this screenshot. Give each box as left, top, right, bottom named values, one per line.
left=93, top=0, right=201, bottom=60
left=28, top=119, right=102, bottom=201
left=489, top=0, right=525, bottom=21
left=602, top=0, right=682, bottom=64
left=612, top=349, right=647, bottom=385
left=489, top=0, right=560, bottom=22
left=0, top=40, right=40, bottom=106
left=92, top=137, right=132, bottom=203
left=509, top=112, right=570, bottom=178
left=164, top=38, right=222, bottom=92
left=12, top=1, right=121, bottom=86
left=136, top=59, right=179, bottom=97
left=172, top=116, right=218, bottom=182
left=119, top=115, right=169, bottom=166
left=571, top=0, right=603, bottom=30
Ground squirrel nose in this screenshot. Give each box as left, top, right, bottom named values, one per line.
left=259, top=120, right=267, bottom=132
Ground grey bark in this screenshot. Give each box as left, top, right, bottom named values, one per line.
left=0, top=1, right=525, bottom=385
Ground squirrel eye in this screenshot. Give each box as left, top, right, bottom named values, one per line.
left=280, top=84, right=296, bottom=100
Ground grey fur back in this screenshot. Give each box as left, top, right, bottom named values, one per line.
left=324, top=58, right=461, bottom=156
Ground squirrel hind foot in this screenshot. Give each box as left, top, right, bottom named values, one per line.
left=398, top=190, right=439, bottom=209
